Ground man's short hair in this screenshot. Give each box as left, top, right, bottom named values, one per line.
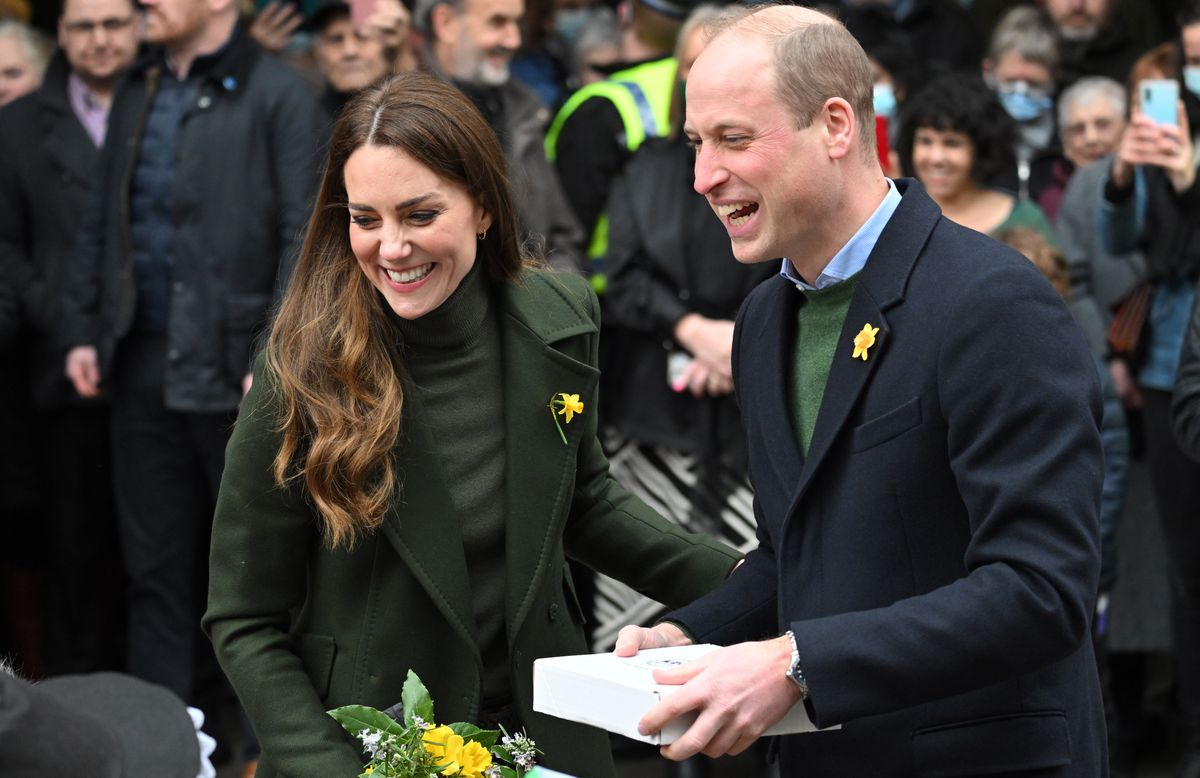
left=720, top=8, right=876, bottom=158
left=1057, top=76, right=1126, bottom=131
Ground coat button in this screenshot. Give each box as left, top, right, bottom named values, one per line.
left=167, top=348, right=180, bottom=361
left=678, top=290, right=691, bottom=301
left=172, top=281, right=184, bottom=293
left=197, top=95, right=212, bottom=109
left=548, top=603, right=558, bottom=621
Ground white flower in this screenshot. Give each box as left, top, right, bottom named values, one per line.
left=359, top=729, right=383, bottom=758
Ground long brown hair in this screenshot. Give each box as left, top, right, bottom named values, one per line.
left=266, top=72, right=524, bottom=548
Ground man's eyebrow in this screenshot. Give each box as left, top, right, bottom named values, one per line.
left=348, top=193, right=438, bottom=211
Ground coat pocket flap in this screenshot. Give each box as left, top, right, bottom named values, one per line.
left=850, top=396, right=922, bottom=453
left=913, top=711, right=1071, bottom=776
left=291, top=632, right=337, bottom=699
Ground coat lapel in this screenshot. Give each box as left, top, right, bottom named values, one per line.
left=379, top=390, right=478, bottom=651
left=39, top=84, right=98, bottom=186
left=787, top=179, right=940, bottom=515
left=499, top=275, right=598, bottom=641
left=746, top=278, right=806, bottom=491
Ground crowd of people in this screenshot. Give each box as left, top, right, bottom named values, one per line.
left=1, top=0, right=1199, bottom=776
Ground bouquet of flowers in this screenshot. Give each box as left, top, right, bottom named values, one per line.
left=329, top=671, right=541, bottom=778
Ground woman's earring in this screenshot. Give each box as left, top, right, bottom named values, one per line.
left=477, top=228, right=488, bottom=241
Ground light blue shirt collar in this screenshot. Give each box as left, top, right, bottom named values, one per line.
left=780, top=179, right=902, bottom=291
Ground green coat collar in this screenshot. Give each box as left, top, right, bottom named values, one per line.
left=377, top=270, right=599, bottom=666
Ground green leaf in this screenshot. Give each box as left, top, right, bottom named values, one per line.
left=401, top=670, right=435, bottom=726
left=448, top=721, right=499, bottom=748
left=327, top=705, right=408, bottom=739
left=498, top=767, right=518, bottom=778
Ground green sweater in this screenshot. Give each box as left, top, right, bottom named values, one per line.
left=390, top=264, right=509, bottom=706
left=789, top=276, right=859, bottom=455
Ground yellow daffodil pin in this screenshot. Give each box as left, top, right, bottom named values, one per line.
left=852, top=323, right=880, bottom=361
left=549, top=392, right=584, bottom=444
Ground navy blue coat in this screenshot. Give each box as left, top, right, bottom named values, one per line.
left=669, top=179, right=1108, bottom=776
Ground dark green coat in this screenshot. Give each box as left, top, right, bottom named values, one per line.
left=203, top=270, right=740, bottom=777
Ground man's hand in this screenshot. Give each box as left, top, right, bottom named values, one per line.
left=637, top=635, right=803, bottom=760
left=671, top=357, right=734, bottom=398
left=1108, top=357, right=1142, bottom=410
left=65, top=345, right=101, bottom=398
left=673, top=313, right=734, bottom=382
left=614, top=622, right=692, bottom=657
left=249, top=1, right=304, bottom=53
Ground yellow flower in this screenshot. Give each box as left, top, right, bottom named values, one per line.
left=423, top=725, right=464, bottom=775
left=852, top=323, right=880, bottom=361
left=364, top=768, right=374, bottom=776
left=455, top=740, right=494, bottom=778
left=557, top=392, right=584, bottom=423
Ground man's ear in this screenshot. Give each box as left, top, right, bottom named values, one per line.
left=430, top=2, right=459, bottom=44
left=823, top=97, right=856, bottom=161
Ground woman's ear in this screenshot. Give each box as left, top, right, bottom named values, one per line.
left=479, top=212, right=493, bottom=235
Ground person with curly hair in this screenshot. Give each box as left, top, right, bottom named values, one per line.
left=898, top=71, right=1057, bottom=245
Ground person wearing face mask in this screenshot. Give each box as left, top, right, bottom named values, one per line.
left=982, top=5, right=1067, bottom=217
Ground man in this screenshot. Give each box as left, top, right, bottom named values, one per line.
left=1042, top=0, right=1162, bottom=88
left=60, top=0, right=324, bottom=708
left=545, top=0, right=690, bottom=276
left=418, top=0, right=585, bottom=273
left=0, top=0, right=138, bottom=676
left=617, top=6, right=1107, bottom=774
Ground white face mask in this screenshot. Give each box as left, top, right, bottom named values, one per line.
left=1186, top=66, right=1200, bottom=99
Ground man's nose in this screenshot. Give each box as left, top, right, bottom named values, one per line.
left=692, top=146, right=726, bottom=196
left=500, top=21, right=521, bottom=51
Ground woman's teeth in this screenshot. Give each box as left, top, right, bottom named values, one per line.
left=386, top=263, right=433, bottom=284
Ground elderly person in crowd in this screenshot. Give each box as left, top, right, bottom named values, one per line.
left=982, top=5, right=1064, bottom=211
left=416, top=0, right=586, bottom=273
left=1055, top=76, right=1139, bottom=355
left=0, top=19, right=51, bottom=106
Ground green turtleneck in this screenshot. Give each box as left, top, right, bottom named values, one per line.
left=789, top=275, right=859, bottom=455
left=390, top=263, right=509, bottom=707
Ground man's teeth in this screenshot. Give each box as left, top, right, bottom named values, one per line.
left=386, top=264, right=433, bottom=284
left=716, top=202, right=757, bottom=225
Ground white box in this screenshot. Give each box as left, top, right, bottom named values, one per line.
left=533, top=645, right=833, bottom=745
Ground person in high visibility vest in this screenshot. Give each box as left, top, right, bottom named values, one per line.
left=546, top=0, right=700, bottom=286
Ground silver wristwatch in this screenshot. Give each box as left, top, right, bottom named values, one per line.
left=783, top=630, right=810, bottom=700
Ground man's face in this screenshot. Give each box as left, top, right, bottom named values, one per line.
left=59, top=0, right=139, bottom=84
left=1061, top=95, right=1124, bottom=168
left=140, top=0, right=208, bottom=46
left=315, top=15, right=389, bottom=94
left=684, top=34, right=833, bottom=265
left=435, top=0, right=522, bottom=86
left=1043, top=0, right=1113, bottom=42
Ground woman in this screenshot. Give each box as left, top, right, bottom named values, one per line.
left=899, top=72, right=1057, bottom=245
left=202, top=72, right=740, bottom=778
left=594, top=4, right=771, bottom=651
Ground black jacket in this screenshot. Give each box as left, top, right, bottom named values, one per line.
left=669, top=180, right=1105, bottom=775
left=61, top=26, right=325, bottom=412
left=602, top=135, right=772, bottom=462
left=0, top=52, right=107, bottom=408
left=1174, top=286, right=1200, bottom=461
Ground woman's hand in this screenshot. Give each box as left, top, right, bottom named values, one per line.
left=1115, top=106, right=1197, bottom=194
left=672, top=358, right=734, bottom=398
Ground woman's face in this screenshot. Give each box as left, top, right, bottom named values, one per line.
left=911, top=126, right=975, bottom=200
left=345, top=144, right=491, bottom=320
left=0, top=36, right=42, bottom=107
